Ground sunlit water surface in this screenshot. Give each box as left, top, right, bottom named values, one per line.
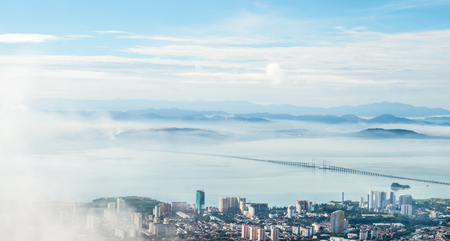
left=2, top=138, right=450, bottom=207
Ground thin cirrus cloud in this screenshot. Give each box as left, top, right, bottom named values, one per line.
left=0, top=34, right=59, bottom=43
left=123, top=28, right=450, bottom=71
left=64, top=35, right=94, bottom=38
left=119, top=35, right=291, bottom=45
left=93, top=30, right=133, bottom=34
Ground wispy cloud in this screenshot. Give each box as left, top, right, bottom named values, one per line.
left=365, top=0, right=450, bottom=12
left=64, top=35, right=94, bottom=38
left=0, top=34, right=59, bottom=43
left=1, top=28, right=450, bottom=107
left=119, top=35, right=290, bottom=45
left=94, top=30, right=133, bottom=34
left=124, top=29, right=450, bottom=71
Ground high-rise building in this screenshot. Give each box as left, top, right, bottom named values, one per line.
left=379, top=191, right=387, bottom=208
left=399, top=194, right=412, bottom=206
left=153, top=205, right=161, bottom=218
left=331, top=210, right=345, bottom=233
left=299, top=226, right=315, bottom=237
left=196, top=190, right=205, bottom=213
left=241, top=224, right=249, bottom=238
left=230, top=197, right=239, bottom=210
left=257, top=228, right=266, bottom=241
left=374, top=191, right=380, bottom=209
left=249, top=226, right=258, bottom=241
left=159, top=203, right=170, bottom=213
left=250, top=203, right=268, bottom=211
left=287, top=205, right=295, bottom=218
left=239, top=198, right=246, bottom=213
left=219, top=197, right=245, bottom=213
left=296, top=200, right=312, bottom=213
left=249, top=206, right=256, bottom=217
left=368, top=190, right=374, bottom=209
left=134, top=213, right=142, bottom=229
left=389, top=191, right=396, bottom=205
left=171, top=202, right=187, bottom=212
left=117, top=198, right=125, bottom=213
left=359, top=229, right=368, bottom=240
left=271, top=227, right=279, bottom=241
left=107, top=202, right=116, bottom=212
left=342, top=192, right=345, bottom=204
left=401, top=204, right=413, bottom=216
left=219, top=197, right=229, bottom=213
left=359, top=197, right=365, bottom=208
left=371, top=229, right=379, bottom=239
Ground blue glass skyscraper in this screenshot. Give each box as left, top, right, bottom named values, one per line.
left=196, top=190, right=205, bottom=213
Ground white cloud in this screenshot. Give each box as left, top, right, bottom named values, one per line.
left=124, top=29, right=450, bottom=72
left=0, top=34, right=59, bottom=43
left=1, top=28, right=450, bottom=107
left=94, top=30, right=133, bottom=34
left=64, top=35, right=94, bottom=38
left=265, top=62, right=285, bottom=85
left=119, top=35, right=289, bottom=45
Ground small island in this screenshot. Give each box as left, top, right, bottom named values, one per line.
left=391, top=182, right=411, bottom=190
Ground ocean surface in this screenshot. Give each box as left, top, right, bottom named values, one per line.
left=2, top=137, right=449, bottom=207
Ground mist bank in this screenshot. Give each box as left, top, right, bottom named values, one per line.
left=2, top=108, right=450, bottom=157
left=26, top=99, right=450, bottom=117
left=41, top=109, right=450, bottom=126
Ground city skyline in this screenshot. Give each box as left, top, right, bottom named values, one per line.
left=2, top=1, right=450, bottom=240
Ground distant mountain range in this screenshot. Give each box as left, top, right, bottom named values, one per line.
left=27, top=99, right=450, bottom=117
left=350, top=128, right=431, bottom=139
left=115, top=128, right=229, bottom=144
left=48, top=109, right=450, bottom=126
left=114, top=127, right=442, bottom=142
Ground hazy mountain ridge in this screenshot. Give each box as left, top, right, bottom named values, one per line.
left=47, top=109, right=450, bottom=126
left=350, top=128, right=432, bottom=139
left=115, top=127, right=229, bottom=144
left=28, top=99, right=450, bottom=117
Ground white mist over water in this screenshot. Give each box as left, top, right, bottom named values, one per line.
left=1, top=108, right=450, bottom=240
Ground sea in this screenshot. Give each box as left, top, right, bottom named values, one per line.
left=3, top=137, right=449, bottom=207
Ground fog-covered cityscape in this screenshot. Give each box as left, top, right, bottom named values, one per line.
left=1, top=1, right=450, bottom=241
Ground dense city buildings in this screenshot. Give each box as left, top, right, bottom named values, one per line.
left=296, top=200, right=312, bottom=213
left=364, top=190, right=413, bottom=217
left=57, top=188, right=446, bottom=240
left=218, top=197, right=245, bottom=213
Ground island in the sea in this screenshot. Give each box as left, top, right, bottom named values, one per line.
left=391, top=182, right=411, bottom=189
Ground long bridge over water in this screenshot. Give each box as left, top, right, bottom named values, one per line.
left=198, top=153, right=450, bottom=186
left=151, top=150, right=450, bottom=186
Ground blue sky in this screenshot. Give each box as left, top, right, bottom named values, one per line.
left=1, top=0, right=450, bottom=108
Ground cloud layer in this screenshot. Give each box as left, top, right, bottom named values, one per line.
left=0, top=34, right=58, bottom=43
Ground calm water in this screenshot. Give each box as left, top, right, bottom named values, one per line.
left=2, top=137, right=450, bottom=207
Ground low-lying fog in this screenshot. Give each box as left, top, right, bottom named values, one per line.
left=2, top=109, right=450, bottom=240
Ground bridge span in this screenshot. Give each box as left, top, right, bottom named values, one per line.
left=150, top=150, right=450, bottom=186
left=251, top=159, right=450, bottom=186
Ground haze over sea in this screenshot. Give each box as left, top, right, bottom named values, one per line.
left=4, top=134, right=449, bottom=206
left=3, top=1, right=450, bottom=240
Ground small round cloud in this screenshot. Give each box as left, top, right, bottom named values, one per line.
left=265, top=62, right=285, bottom=85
